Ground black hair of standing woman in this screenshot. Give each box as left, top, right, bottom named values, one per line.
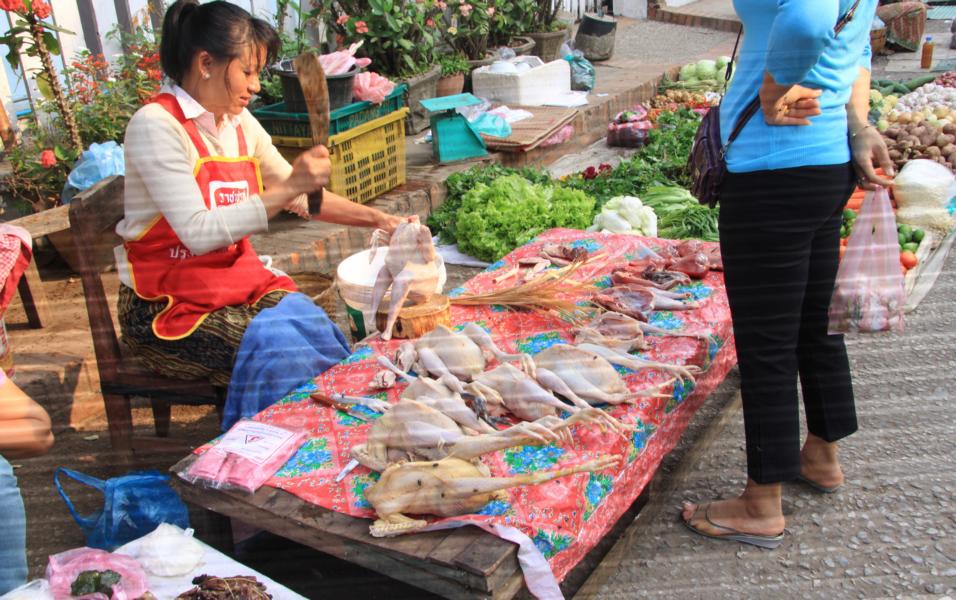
left=159, top=0, right=280, bottom=84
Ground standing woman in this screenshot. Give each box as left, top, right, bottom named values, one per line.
left=116, top=0, right=403, bottom=428
left=682, top=0, right=893, bottom=547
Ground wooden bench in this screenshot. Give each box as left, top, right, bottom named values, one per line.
left=7, top=203, right=68, bottom=328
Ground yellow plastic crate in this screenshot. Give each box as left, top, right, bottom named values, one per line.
left=272, top=107, right=409, bottom=204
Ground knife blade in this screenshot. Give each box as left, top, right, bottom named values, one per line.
left=292, top=51, right=329, bottom=216
left=335, top=458, right=360, bottom=482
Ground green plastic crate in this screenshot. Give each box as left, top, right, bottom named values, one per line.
left=253, top=83, right=407, bottom=138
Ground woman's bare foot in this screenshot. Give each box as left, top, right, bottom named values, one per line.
left=681, top=479, right=786, bottom=537
left=799, top=433, right=845, bottom=490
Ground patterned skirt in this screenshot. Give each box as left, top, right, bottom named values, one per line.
left=117, top=285, right=289, bottom=388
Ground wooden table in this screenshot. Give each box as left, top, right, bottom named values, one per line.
left=171, top=454, right=648, bottom=599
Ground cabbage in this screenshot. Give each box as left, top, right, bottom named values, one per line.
left=716, top=65, right=728, bottom=82
left=715, top=55, right=732, bottom=70
left=678, top=63, right=697, bottom=81
left=591, top=196, right=658, bottom=237
left=695, top=59, right=717, bottom=80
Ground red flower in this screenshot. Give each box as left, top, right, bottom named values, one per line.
left=39, top=149, right=56, bottom=168
left=336, top=14, right=350, bottom=25
left=582, top=166, right=597, bottom=180
left=355, top=20, right=369, bottom=34
left=426, top=18, right=435, bottom=27
left=0, top=0, right=24, bottom=12
left=32, top=0, right=51, bottom=18
left=148, top=68, right=162, bottom=81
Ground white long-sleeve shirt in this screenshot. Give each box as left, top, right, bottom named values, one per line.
left=115, top=85, right=298, bottom=287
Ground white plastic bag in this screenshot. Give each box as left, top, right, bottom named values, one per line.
left=892, top=159, right=956, bottom=210
left=135, top=523, right=205, bottom=576
left=828, top=188, right=905, bottom=333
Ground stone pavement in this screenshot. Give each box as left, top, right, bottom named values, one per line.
left=570, top=2, right=956, bottom=598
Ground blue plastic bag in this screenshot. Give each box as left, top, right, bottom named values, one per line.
left=565, top=49, right=596, bottom=92
left=61, top=141, right=125, bottom=205
left=54, top=467, right=189, bottom=550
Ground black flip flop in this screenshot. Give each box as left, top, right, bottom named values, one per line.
left=795, top=474, right=842, bottom=494
left=681, top=503, right=785, bottom=550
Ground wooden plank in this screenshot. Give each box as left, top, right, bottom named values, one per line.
left=8, top=204, right=69, bottom=238
left=16, top=258, right=47, bottom=328
left=453, top=534, right=517, bottom=577
left=172, top=457, right=514, bottom=591
left=427, top=526, right=486, bottom=567
left=171, top=472, right=503, bottom=599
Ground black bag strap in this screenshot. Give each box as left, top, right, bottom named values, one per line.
left=723, top=0, right=864, bottom=150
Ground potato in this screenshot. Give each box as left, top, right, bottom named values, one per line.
left=920, top=130, right=938, bottom=146
left=944, top=123, right=956, bottom=136
left=888, top=149, right=903, bottom=160
left=926, top=146, right=943, bottom=158
left=885, top=126, right=902, bottom=139
left=942, top=143, right=956, bottom=156
left=938, top=134, right=956, bottom=147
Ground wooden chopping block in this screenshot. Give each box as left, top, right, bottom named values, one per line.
left=293, top=51, right=329, bottom=216
left=376, top=295, right=451, bottom=339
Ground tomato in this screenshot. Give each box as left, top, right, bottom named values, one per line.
left=900, top=251, right=918, bottom=270
left=839, top=245, right=847, bottom=260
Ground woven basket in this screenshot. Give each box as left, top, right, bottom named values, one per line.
left=291, top=273, right=338, bottom=317
left=871, top=28, right=887, bottom=55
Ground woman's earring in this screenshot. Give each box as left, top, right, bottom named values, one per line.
left=202, top=72, right=211, bottom=80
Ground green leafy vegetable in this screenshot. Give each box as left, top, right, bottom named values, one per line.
left=640, top=186, right=719, bottom=241
left=427, top=164, right=552, bottom=244
left=454, top=175, right=596, bottom=262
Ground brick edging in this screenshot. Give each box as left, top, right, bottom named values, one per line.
left=648, top=5, right=741, bottom=33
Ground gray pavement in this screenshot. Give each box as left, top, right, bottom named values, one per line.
left=611, top=18, right=737, bottom=65
left=577, top=3, right=956, bottom=598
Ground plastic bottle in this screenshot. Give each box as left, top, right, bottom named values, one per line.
left=921, top=36, right=934, bottom=70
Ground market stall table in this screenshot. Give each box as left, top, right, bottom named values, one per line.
left=172, top=229, right=738, bottom=599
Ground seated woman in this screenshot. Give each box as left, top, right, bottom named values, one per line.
left=0, top=370, right=54, bottom=594
left=116, top=0, right=405, bottom=428
left=877, top=0, right=928, bottom=52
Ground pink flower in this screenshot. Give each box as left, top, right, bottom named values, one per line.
left=486, top=6, right=495, bottom=16
left=32, top=0, right=50, bottom=18
left=459, top=3, right=472, bottom=17
left=355, top=20, right=369, bottom=34
left=436, top=1, right=447, bottom=9
left=336, top=14, right=350, bottom=25
left=39, top=149, right=56, bottom=168
left=426, top=18, right=435, bottom=27
left=0, top=0, right=24, bottom=11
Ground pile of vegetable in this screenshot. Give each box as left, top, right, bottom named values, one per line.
left=589, top=195, right=657, bottom=236
left=934, top=71, right=956, bottom=89
left=640, top=186, right=719, bottom=242
left=649, top=89, right=719, bottom=111
left=454, top=175, right=595, bottom=262
left=663, top=56, right=734, bottom=92
left=427, top=164, right=552, bottom=243
left=882, top=121, right=956, bottom=170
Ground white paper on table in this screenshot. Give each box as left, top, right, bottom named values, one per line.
left=541, top=91, right=589, bottom=108
left=433, top=236, right=491, bottom=268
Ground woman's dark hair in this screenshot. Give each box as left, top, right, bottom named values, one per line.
left=160, top=0, right=280, bottom=84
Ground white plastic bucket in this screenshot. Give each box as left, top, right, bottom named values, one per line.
left=336, top=248, right=446, bottom=341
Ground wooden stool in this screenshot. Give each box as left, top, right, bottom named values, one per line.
left=376, top=295, right=451, bottom=339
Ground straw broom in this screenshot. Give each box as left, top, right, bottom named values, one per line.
left=450, top=259, right=596, bottom=320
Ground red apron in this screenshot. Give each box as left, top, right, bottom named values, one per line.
left=125, top=93, right=296, bottom=340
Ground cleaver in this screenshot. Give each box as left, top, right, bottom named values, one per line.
left=293, top=51, right=329, bottom=216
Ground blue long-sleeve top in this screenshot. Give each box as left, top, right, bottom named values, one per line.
left=720, top=0, right=877, bottom=173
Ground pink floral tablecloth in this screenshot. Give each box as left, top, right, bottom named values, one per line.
left=214, top=229, right=737, bottom=586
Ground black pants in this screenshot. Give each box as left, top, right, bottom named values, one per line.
left=719, top=163, right=858, bottom=484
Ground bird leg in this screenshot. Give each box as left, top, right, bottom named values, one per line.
left=461, top=322, right=536, bottom=377
left=440, top=455, right=621, bottom=499
left=575, top=342, right=700, bottom=384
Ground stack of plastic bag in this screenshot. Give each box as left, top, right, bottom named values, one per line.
left=319, top=41, right=371, bottom=75
left=353, top=72, right=395, bottom=103
left=180, top=420, right=307, bottom=494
